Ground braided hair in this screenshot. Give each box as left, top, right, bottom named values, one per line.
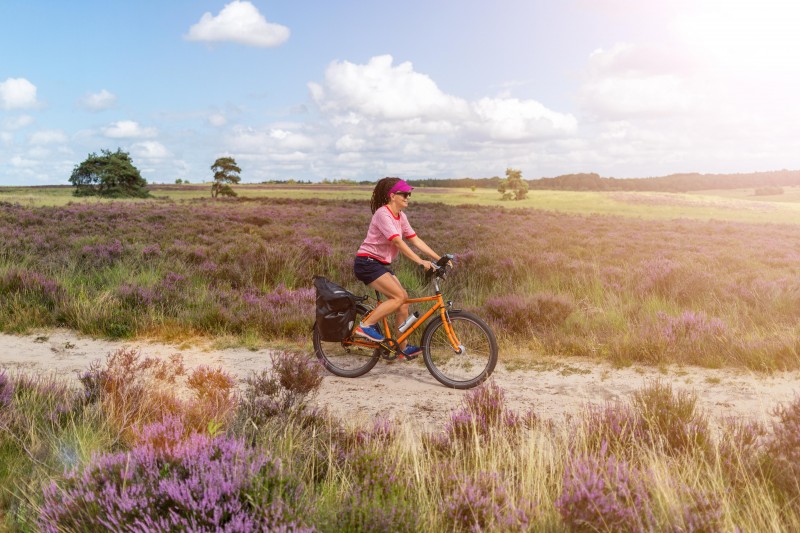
left=369, top=177, right=402, bottom=214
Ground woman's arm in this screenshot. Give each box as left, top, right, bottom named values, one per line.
left=392, top=237, right=434, bottom=270
left=406, top=235, right=440, bottom=262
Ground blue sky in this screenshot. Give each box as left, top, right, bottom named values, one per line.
left=2, top=0, right=799, bottom=185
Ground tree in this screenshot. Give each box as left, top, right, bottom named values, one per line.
left=210, top=157, right=241, bottom=198
left=69, top=149, right=150, bottom=198
left=497, top=168, right=528, bottom=200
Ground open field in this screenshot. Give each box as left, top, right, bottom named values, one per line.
left=3, top=338, right=800, bottom=531
left=2, top=190, right=800, bottom=369
left=2, top=184, right=800, bottom=530
left=5, top=182, right=800, bottom=224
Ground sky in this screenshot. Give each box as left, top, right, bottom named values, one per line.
left=2, top=0, right=800, bottom=186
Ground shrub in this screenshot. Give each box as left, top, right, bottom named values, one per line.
left=675, top=485, right=725, bottom=533
left=10, top=373, right=76, bottom=428
left=272, top=351, right=324, bottom=398
left=439, top=381, right=536, bottom=447
left=656, top=311, right=728, bottom=345
left=0, top=369, right=12, bottom=412
left=239, top=352, right=324, bottom=429
left=754, top=186, right=783, bottom=196
left=0, top=269, right=65, bottom=309
left=332, top=447, right=420, bottom=532
left=581, top=401, right=640, bottom=457
left=441, top=471, right=535, bottom=532
left=579, top=381, right=710, bottom=458
left=765, top=396, right=800, bottom=501
left=483, top=293, right=575, bottom=334
left=631, top=380, right=710, bottom=455
left=718, top=417, right=766, bottom=488
left=40, top=419, right=312, bottom=531
left=185, top=365, right=238, bottom=432
left=187, top=365, right=237, bottom=402
left=76, top=348, right=185, bottom=441
left=556, top=451, right=655, bottom=532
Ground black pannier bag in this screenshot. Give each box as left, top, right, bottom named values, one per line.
left=313, top=276, right=358, bottom=342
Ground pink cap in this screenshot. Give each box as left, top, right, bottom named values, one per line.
left=388, top=180, right=414, bottom=195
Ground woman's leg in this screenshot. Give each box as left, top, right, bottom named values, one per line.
left=360, top=272, right=408, bottom=328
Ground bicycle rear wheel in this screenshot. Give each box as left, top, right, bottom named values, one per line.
left=313, top=304, right=381, bottom=378
left=421, top=311, right=498, bottom=389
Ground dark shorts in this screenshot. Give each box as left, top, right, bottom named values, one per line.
left=354, top=256, right=394, bottom=285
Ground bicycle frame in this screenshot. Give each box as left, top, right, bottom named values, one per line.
left=348, top=285, right=461, bottom=353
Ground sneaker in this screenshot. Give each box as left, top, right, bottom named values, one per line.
left=399, top=344, right=422, bottom=361
left=354, top=323, right=384, bottom=342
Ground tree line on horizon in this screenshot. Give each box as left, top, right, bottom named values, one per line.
left=409, top=170, right=800, bottom=192
left=64, top=146, right=800, bottom=196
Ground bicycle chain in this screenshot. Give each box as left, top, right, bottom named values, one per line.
left=378, top=338, right=402, bottom=360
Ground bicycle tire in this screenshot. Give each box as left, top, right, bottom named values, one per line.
left=421, top=310, right=498, bottom=389
left=313, top=304, right=381, bottom=378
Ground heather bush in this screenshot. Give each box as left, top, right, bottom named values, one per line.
left=40, top=418, right=313, bottom=532
left=764, top=396, right=800, bottom=502
left=718, top=417, right=766, bottom=488
left=0, top=369, right=12, bottom=414
left=0, top=269, right=66, bottom=330
left=674, top=484, right=725, bottom=533
left=437, top=381, right=536, bottom=448
left=187, top=365, right=237, bottom=402
left=0, top=269, right=65, bottom=309
left=185, top=365, right=239, bottom=432
left=578, top=381, right=710, bottom=460
left=77, top=348, right=186, bottom=442
left=440, top=471, right=535, bottom=532
left=330, top=446, right=420, bottom=532
left=238, top=352, right=324, bottom=430
left=580, top=401, right=641, bottom=457
left=483, top=292, right=575, bottom=335
left=8, top=373, right=77, bottom=430
left=556, top=450, right=655, bottom=532
left=631, top=380, right=711, bottom=456
left=635, top=310, right=732, bottom=366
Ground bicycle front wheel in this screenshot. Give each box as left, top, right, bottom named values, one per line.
left=313, top=304, right=381, bottom=378
left=421, top=311, right=498, bottom=389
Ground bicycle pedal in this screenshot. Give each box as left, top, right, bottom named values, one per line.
left=378, top=341, right=399, bottom=360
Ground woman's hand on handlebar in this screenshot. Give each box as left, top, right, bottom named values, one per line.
left=419, top=259, right=435, bottom=272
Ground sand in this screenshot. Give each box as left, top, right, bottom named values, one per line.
left=2, top=328, right=799, bottom=431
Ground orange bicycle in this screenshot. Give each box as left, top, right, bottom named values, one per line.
left=313, top=255, right=498, bottom=389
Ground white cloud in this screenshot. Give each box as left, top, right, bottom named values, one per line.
left=310, top=55, right=471, bottom=121
left=579, top=44, right=697, bottom=119
left=471, top=97, right=578, bottom=141
left=185, top=1, right=289, bottom=47
left=310, top=55, right=576, bottom=144
left=10, top=155, right=36, bottom=168
left=208, top=113, right=227, bottom=127
left=102, top=120, right=157, bottom=139
left=3, top=115, right=34, bottom=130
left=131, top=141, right=171, bottom=159
left=228, top=126, right=315, bottom=154
left=80, top=89, right=117, bottom=111
left=0, top=78, right=38, bottom=110
left=29, top=129, right=68, bottom=145
left=335, top=134, right=366, bottom=153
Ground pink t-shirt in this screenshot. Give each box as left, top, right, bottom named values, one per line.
left=356, top=205, right=416, bottom=264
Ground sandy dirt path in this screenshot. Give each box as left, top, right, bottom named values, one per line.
left=2, top=329, right=799, bottom=431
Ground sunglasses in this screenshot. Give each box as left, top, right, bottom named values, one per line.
left=395, top=192, right=411, bottom=198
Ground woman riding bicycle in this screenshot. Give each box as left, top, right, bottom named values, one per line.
left=353, top=177, right=444, bottom=360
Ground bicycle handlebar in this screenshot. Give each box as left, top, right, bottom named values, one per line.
left=422, top=253, right=455, bottom=281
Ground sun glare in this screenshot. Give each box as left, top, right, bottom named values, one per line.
left=675, top=0, right=800, bottom=70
